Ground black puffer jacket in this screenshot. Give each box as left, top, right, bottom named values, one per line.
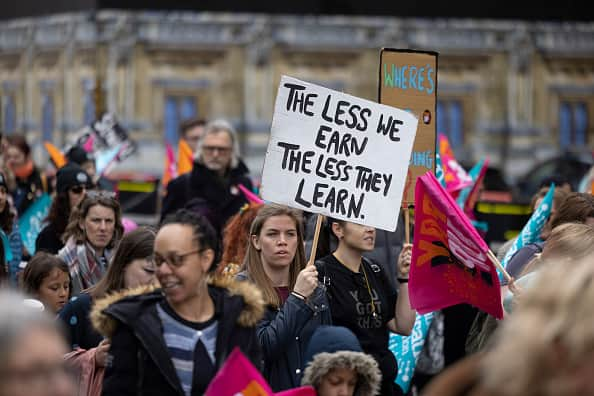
left=92, top=278, right=265, bottom=396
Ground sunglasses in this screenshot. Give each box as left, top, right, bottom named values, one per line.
left=86, top=190, right=117, bottom=199
left=69, top=185, right=86, bottom=194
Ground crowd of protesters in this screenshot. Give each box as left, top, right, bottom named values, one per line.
left=1, top=119, right=594, bottom=396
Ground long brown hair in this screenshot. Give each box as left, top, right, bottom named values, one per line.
left=243, top=204, right=305, bottom=308
left=62, top=193, right=124, bottom=249
left=89, top=227, right=156, bottom=299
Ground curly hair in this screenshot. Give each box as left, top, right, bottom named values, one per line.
left=220, top=203, right=263, bottom=276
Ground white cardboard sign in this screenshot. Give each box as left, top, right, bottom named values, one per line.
left=261, top=76, right=418, bottom=231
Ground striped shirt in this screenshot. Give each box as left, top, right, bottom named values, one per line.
left=157, top=304, right=218, bottom=396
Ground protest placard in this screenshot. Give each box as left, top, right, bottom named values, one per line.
left=379, top=49, right=438, bottom=205
left=260, top=76, right=418, bottom=231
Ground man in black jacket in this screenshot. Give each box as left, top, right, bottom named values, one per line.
left=161, top=119, right=253, bottom=235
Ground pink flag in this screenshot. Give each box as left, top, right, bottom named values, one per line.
left=438, top=134, right=472, bottom=197
left=409, top=172, right=503, bottom=319
left=205, top=348, right=315, bottom=396
left=83, top=134, right=95, bottom=152
left=238, top=184, right=264, bottom=204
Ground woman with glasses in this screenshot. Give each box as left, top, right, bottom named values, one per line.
left=0, top=290, right=77, bottom=396
left=94, top=209, right=263, bottom=396
left=58, top=191, right=124, bottom=295
left=238, top=204, right=331, bottom=392
left=317, top=218, right=416, bottom=396
left=36, top=164, right=92, bottom=255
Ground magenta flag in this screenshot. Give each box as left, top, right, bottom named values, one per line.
left=409, top=172, right=503, bottom=319
left=238, top=183, right=264, bottom=204
left=206, top=348, right=315, bottom=396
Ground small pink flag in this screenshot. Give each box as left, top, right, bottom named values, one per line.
left=438, top=134, right=472, bottom=197
left=83, top=134, right=95, bottom=153
left=238, top=184, right=264, bottom=204
left=409, top=172, right=503, bottom=319
left=205, top=348, right=315, bottom=396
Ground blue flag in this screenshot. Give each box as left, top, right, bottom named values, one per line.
left=389, top=312, right=434, bottom=393
left=19, top=193, right=52, bottom=255
left=499, top=184, right=555, bottom=279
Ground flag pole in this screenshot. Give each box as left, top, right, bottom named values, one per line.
left=487, top=250, right=512, bottom=283
left=404, top=206, right=411, bottom=244
left=308, top=214, right=324, bottom=266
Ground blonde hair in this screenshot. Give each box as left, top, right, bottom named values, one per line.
left=242, top=204, right=305, bottom=308
left=521, top=223, right=594, bottom=276
left=482, top=257, right=594, bottom=396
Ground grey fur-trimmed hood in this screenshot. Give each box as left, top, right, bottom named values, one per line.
left=301, top=350, right=382, bottom=396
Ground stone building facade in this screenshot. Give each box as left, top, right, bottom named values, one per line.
left=1, top=11, right=593, bottom=179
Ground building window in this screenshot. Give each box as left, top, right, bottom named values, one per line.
left=3, top=95, right=16, bottom=134
left=41, top=93, right=54, bottom=142
left=437, top=99, right=464, bottom=148
left=559, top=101, right=588, bottom=148
left=84, top=88, right=95, bottom=126
left=164, top=96, right=197, bottom=145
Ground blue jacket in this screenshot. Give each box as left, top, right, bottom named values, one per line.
left=236, top=272, right=332, bottom=392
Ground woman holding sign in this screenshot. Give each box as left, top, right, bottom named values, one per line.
left=316, top=218, right=416, bottom=396
left=238, top=204, right=331, bottom=392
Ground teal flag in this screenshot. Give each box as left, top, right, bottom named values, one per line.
left=499, top=184, right=555, bottom=280
left=435, top=153, right=446, bottom=187
left=389, top=312, right=434, bottom=393
left=19, top=193, right=51, bottom=255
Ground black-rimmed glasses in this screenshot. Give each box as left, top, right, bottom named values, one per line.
left=154, top=249, right=203, bottom=268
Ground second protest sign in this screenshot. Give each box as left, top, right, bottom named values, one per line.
left=261, top=75, right=418, bottom=231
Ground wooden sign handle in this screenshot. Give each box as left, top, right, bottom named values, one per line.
left=308, top=214, right=324, bottom=266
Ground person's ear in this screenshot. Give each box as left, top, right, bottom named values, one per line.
left=251, top=234, right=261, bottom=251
left=200, top=249, right=215, bottom=272
left=331, top=222, right=343, bottom=239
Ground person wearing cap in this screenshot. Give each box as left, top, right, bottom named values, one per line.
left=0, top=171, right=23, bottom=284
left=302, top=325, right=382, bottom=396
left=66, top=145, right=114, bottom=191
left=35, top=164, right=92, bottom=254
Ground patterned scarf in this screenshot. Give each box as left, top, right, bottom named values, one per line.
left=59, top=237, right=111, bottom=295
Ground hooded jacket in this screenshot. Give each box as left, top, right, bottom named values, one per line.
left=301, top=326, right=382, bottom=396
left=92, top=278, right=265, bottom=396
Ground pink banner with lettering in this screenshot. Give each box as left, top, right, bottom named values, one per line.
left=438, top=134, right=472, bottom=197
left=205, top=348, right=315, bottom=396
left=409, top=172, right=503, bottom=319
